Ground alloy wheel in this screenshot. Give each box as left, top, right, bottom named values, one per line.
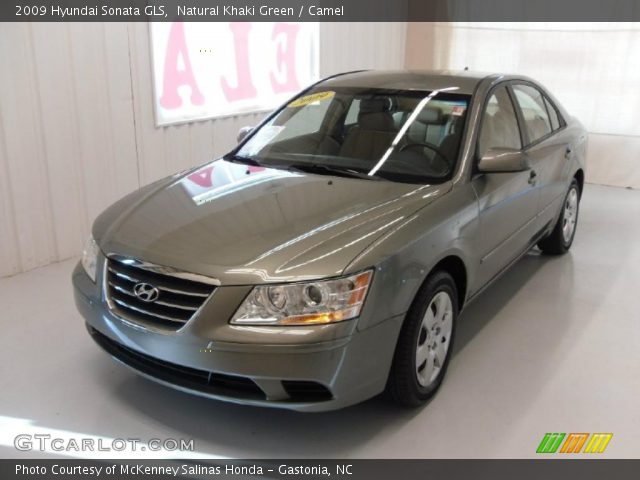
left=415, top=291, right=454, bottom=387
left=562, top=187, right=579, bottom=243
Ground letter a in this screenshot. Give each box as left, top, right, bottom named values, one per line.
left=159, top=22, right=204, bottom=109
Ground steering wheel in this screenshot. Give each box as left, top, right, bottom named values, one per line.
left=399, top=142, right=449, bottom=164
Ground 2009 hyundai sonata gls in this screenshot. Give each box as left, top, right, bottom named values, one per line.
left=73, top=70, right=586, bottom=411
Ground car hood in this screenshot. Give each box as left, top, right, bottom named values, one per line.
left=97, top=159, right=449, bottom=285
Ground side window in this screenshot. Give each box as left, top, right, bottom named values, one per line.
left=543, top=96, right=560, bottom=131
left=478, top=86, right=522, bottom=158
left=344, top=99, right=360, bottom=125
left=512, top=84, right=552, bottom=144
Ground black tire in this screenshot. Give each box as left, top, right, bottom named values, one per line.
left=537, top=178, right=581, bottom=255
left=386, top=271, right=458, bottom=407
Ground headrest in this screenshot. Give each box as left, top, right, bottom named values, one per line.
left=415, top=107, right=445, bottom=125
left=359, top=97, right=392, bottom=114
left=358, top=111, right=396, bottom=131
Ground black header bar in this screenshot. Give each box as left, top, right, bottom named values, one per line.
left=3, top=0, right=640, bottom=22
left=2, top=459, right=640, bottom=480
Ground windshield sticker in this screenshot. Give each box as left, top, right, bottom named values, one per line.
left=451, top=105, right=466, bottom=116
left=288, top=91, right=335, bottom=108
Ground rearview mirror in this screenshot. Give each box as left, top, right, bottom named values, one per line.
left=237, top=126, right=253, bottom=144
left=477, top=148, right=530, bottom=173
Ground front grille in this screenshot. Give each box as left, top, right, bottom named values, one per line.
left=105, top=257, right=216, bottom=330
left=87, top=326, right=266, bottom=400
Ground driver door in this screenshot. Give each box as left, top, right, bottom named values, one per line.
left=470, top=84, right=540, bottom=291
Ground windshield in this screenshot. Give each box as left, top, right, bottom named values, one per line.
left=230, top=86, right=471, bottom=183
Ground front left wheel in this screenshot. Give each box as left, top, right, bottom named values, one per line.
left=386, top=271, right=458, bottom=407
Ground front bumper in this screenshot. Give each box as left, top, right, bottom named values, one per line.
left=73, top=260, right=403, bottom=411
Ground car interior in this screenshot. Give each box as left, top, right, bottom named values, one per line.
left=339, top=96, right=466, bottom=176
left=477, top=88, right=523, bottom=157
left=256, top=93, right=470, bottom=181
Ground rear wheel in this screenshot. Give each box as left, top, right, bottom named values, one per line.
left=386, top=271, right=458, bottom=407
left=537, top=178, right=580, bottom=255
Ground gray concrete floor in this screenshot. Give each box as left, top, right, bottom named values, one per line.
left=1, top=184, right=638, bottom=459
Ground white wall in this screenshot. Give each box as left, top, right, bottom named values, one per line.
left=0, top=22, right=406, bottom=277
left=405, top=22, right=640, bottom=190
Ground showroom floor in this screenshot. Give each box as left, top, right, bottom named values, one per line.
left=1, top=184, right=638, bottom=459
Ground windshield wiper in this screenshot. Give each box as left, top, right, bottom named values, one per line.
left=286, top=163, right=382, bottom=181
left=225, top=154, right=263, bottom=167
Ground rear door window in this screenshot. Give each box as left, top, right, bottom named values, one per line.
left=512, top=84, right=553, bottom=145
left=543, top=96, right=561, bottom=131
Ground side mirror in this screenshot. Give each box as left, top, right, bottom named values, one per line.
left=477, top=148, right=530, bottom=173
left=237, top=126, right=253, bottom=144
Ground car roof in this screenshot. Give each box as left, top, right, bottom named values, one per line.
left=319, top=70, right=500, bottom=95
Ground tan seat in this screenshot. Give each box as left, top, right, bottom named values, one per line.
left=340, top=99, right=397, bottom=161
left=478, top=107, right=521, bottom=156
left=406, top=107, right=446, bottom=146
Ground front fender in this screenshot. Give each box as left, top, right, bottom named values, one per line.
left=347, top=184, right=480, bottom=331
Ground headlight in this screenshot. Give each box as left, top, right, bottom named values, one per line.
left=230, top=270, right=374, bottom=326
left=81, top=235, right=99, bottom=282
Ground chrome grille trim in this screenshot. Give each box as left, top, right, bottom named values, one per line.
left=108, top=283, right=199, bottom=311
left=107, top=268, right=211, bottom=297
left=108, top=254, right=220, bottom=285
left=112, top=299, right=187, bottom=324
left=104, top=256, right=217, bottom=331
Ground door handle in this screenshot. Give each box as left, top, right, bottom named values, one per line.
left=528, top=170, right=537, bottom=185
left=565, top=146, right=573, bottom=159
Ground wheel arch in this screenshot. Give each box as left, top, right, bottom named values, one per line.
left=385, top=254, right=467, bottom=403
left=413, top=255, right=468, bottom=312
